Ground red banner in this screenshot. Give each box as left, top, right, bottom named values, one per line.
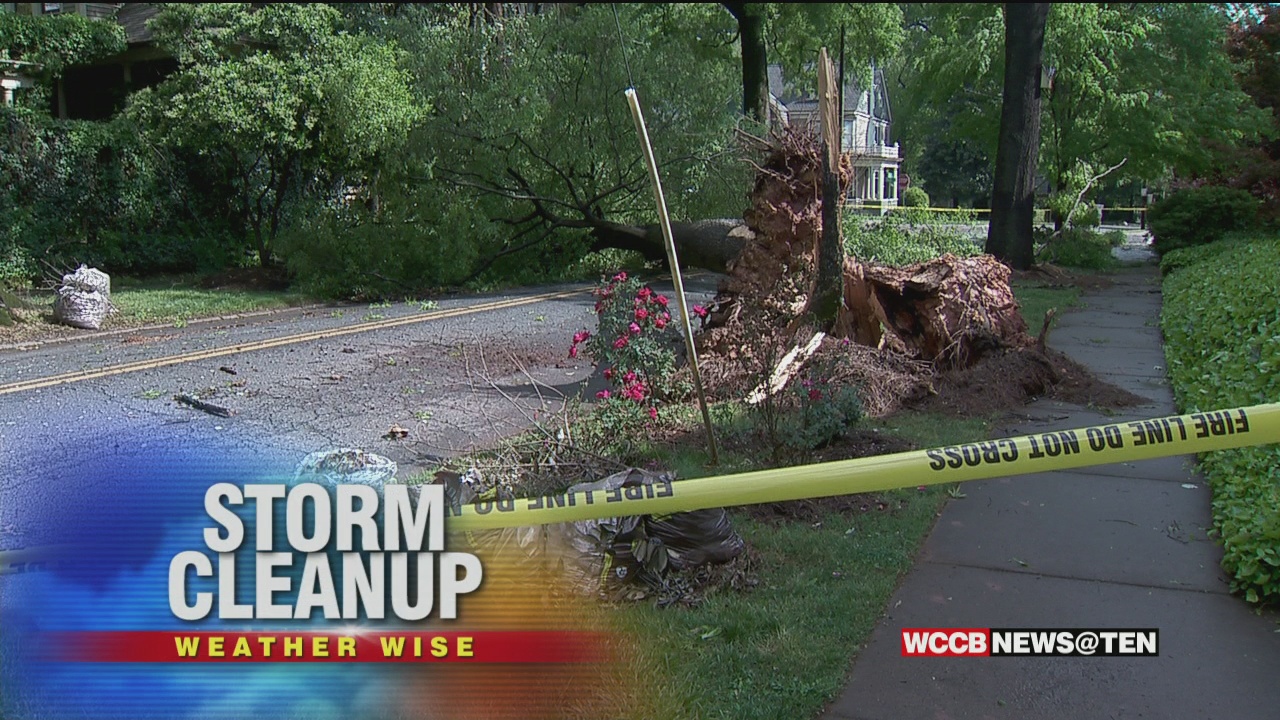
left=49, top=630, right=610, bottom=663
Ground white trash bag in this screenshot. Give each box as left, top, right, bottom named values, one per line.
left=62, top=265, right=111, bottom=296
left=52, top=285, right=111, bottom=330
left=52, top=265, right=113, bottom=330
left=293, top=449, right=398, bottom=491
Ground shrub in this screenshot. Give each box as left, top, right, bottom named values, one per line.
left=573, top=273, right=687, bottom=405
left=1037, top=227, right=1120, bottom=270
left=1046, top=192, right=1103, bottom=229
left=779, top=370, right=863, bottom=455
left=1148, top=186, right=1260, bottom=255
left=0, top=108, right=229, bottom=278
left=845, top=207, right=981, bottom=267
left=901, top=186, right=930, bottom=208
left=279, top=197, right=485, bottom=299
left=0, top=245, right=37, bottom=289
left=1161, top=235, right=1280, bottom=604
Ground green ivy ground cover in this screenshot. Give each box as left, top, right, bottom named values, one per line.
left=1161, top=236, right=1280, bottom=604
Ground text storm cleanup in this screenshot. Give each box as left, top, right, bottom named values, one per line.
left=168, top=484, right=482, bottom=621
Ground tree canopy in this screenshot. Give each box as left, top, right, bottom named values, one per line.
left=897, top=3, right=1269, bottom=206
left=3, top=2, right=1276, bottom=295
left=128, top=3, right=424, bottom=264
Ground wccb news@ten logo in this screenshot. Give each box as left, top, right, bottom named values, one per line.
left=901, top=628, right=1159, bottom=657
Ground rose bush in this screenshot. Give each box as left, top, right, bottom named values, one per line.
left=570, top=273, right=689, bottom=423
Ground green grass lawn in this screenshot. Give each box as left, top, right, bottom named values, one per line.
left=601, top=412, right=990, bottom=719
left=0, top=274, right=310, bottom=344
left=110, top=284, right=309, bottom=326
left=1011, top=280, right=1080, bottom=331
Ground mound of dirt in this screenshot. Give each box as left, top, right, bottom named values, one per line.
left=912, top=346, right=1146, bottom=417
left=694, top=131, right=1141, bottom=423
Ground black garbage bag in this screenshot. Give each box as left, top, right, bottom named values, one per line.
left=567, top=468, right=745, bottom=585
left=440, top=467, right=744, bottom=596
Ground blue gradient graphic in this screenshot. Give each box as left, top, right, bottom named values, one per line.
left=0, top=429, right=417, bottom=720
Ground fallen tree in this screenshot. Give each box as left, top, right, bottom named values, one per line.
left=705, top=130, right=1031, bottom=370
left=688, top=130, right=1144, bottom=421
left=439, top=158, right=754, bottom=277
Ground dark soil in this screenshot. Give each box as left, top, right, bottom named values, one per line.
left=911, top=346, right=1145, bottom=417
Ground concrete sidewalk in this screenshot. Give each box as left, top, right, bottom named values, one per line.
left=823, top=266, right=1280, bottom=719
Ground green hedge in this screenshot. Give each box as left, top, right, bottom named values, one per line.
left=1148, top=187, right=1260, bottom=256
left=1162, top=236, right=1280, bottom=604
left=0, top=108, right=238, bottom=280
left=901, top=186, right=929, bottom=208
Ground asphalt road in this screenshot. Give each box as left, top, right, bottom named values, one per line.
left=0, top=276, right=719, bottom=551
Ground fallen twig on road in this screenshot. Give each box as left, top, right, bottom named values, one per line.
left=174, top=393, right=234, bottom=418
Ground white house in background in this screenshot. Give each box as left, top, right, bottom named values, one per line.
left=767, top=63, right=901, bottom=211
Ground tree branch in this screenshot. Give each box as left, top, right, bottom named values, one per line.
left=1056, top=157, right=1128, bottom=237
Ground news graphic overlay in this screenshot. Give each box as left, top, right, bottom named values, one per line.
left=0, top=437, right=618, bottom=720
left=901, top=628, right=1160, bottom=657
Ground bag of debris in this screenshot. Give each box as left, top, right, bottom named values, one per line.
left=646, top=508, right=744, bottom=569
left=565, top=468, right=744, bottom=584
left=52, top=285, right=111, bottom=330
left=62, top=265, right=111, bottom=296
left=451, top=467, right=744, bottom=597
left=293, top=448, right=398, bottom=491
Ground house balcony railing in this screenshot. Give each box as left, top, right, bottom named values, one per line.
left=846, top=143, right=900, bottom=162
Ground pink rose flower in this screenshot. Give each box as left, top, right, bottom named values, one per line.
left=572, top=331, right=590, bottom=344
left=603, top=368, right=614, bottom=380
left=624, top=371, right=637, bottom=384
left=613, top=336, right=629, bottom=350
left=648, top=406, right=658, bottom=420
left=568, top=345, right=578, bottom=359
left=654, top=317, right=667, bottom=329
left=692, top=304, right=709, bottom=318
left=654, top=295, right=669, bottom=307
left=629, top=322, right=641, bottom=335
left=635, top=308, right=649, bottom=321
left=596, top=390, right=611, bottom=400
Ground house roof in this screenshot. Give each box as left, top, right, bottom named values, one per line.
left=767, top=63, right=890, bottom=122
left=116, top=3, right=159, bottom=45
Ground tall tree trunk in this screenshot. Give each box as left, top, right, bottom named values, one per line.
left=725, top=3, right=769, bottom=123
left=811, top=48, right=844, bottom=328
left=986, top=3, right=1050, bottom=270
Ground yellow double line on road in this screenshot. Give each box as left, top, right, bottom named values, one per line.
left=0, top=288, right=587, bottom=397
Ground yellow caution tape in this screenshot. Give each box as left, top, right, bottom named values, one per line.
left=2, top=404, right=1277, bottom=567
left=444, top=403, right=1280, bottom=531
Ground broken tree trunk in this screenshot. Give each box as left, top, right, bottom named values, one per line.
left=705, top=130, right=1032, bottom=370
left=851, top=254, right=1029, bottom=368
left=810, top=47, right=846, bottom=330
left=588, top=218, right=753, bottom=273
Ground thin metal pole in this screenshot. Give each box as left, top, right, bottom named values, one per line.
left=624, top=88, right=719, bottom=466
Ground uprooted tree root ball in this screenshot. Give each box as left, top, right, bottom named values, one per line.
left=695, top=130, right=1142, bottom=417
